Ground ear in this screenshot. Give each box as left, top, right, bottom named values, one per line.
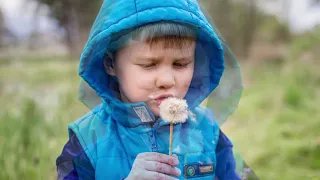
left=104, top=60, right=116, bottom=76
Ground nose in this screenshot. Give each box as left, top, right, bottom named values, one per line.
left=155, top=70, right=175, bottom=89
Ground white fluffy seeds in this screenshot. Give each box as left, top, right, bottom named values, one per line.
left=159, top=97, right=194, bottom=124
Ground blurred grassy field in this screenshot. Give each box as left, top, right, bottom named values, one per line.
left=0, top=34, right=319, bottom=179
left=223, top=31, right=320, bottom=179
left=0, top=56, right=89, bottom=179
left=224, top=58, right=320, bottom=179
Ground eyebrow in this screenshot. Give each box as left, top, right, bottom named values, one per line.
left=135, top=57, right=161, bottom=63
left=135, top=56, right=194, bottom=62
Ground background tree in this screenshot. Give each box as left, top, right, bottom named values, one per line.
left=0, top=8, right=4, bottom=47
left=199, top=0, right=259, bottom=58
left=31, top=0, right=102, bottom=56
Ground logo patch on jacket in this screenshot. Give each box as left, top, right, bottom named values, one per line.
left=184, top=163, right=214, bottom=178
left=133, top=106, right=153, bottom=123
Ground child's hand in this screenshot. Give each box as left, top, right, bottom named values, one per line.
left=125, top=152, right=181, bottom=180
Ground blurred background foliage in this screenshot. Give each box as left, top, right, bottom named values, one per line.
left=0, top=0, right=319, bottom=179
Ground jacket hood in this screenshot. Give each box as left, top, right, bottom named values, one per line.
left=78, top=0, right=243, bottom=126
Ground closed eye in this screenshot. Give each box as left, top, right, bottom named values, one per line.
left=173, top=62, right=192, bottom=68
left=138, top=63, right=157, bottom=69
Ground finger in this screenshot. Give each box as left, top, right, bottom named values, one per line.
left=144, top=161, right=181, bottom=177
left=172, top=154, right=178, bottom=159
left=141, top=152, right=180, bottom=166
left=144, top=170, right=179, bottom=180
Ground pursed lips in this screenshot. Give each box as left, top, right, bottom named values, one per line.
left=152, top=94, right=174, bottom=105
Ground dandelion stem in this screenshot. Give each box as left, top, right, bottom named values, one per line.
left=169, top=122, right=173, bottom=156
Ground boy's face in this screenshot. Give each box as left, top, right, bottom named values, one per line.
left=108, top=39, right=195, bottom=118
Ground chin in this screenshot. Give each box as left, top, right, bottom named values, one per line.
left=149, top=105, right=160, bottom=118
left=152, top=109, right=160, bottom=118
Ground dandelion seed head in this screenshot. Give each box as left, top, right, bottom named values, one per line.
left=159, top=97, right=193, bottom=123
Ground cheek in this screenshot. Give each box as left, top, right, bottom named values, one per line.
left=118, top=66, right=152, bottom=88
left=135, top=74, right=155, bottom=89
left=180, top=68, right=194, bottom=89
left=120, top=70, right=155, bottom=98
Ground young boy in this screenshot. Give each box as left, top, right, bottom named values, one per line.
left=56, top=0, right=243, bottom=179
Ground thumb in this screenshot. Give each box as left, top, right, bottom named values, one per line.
left=172, top=154, right=178, bottom=159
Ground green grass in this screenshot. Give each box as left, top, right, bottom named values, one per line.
left=0, top=56, right=88, bottom=180
left=0, top=51, right=319, bottom=179
left=223, top=59, right=320, bottom=179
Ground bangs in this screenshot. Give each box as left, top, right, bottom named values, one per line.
left=145, top=35, right=196, bottom=49
left=108, top=21, right=197, bottom=52
left=132, top=22, right=197, bottom=49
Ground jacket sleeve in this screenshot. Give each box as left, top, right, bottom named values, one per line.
left=56, top=130, right=95, bottom=180
left=215, top=130, right=241, bottom=180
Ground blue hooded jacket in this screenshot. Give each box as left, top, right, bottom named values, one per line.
left=57, top=0, right=243, bottom=179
